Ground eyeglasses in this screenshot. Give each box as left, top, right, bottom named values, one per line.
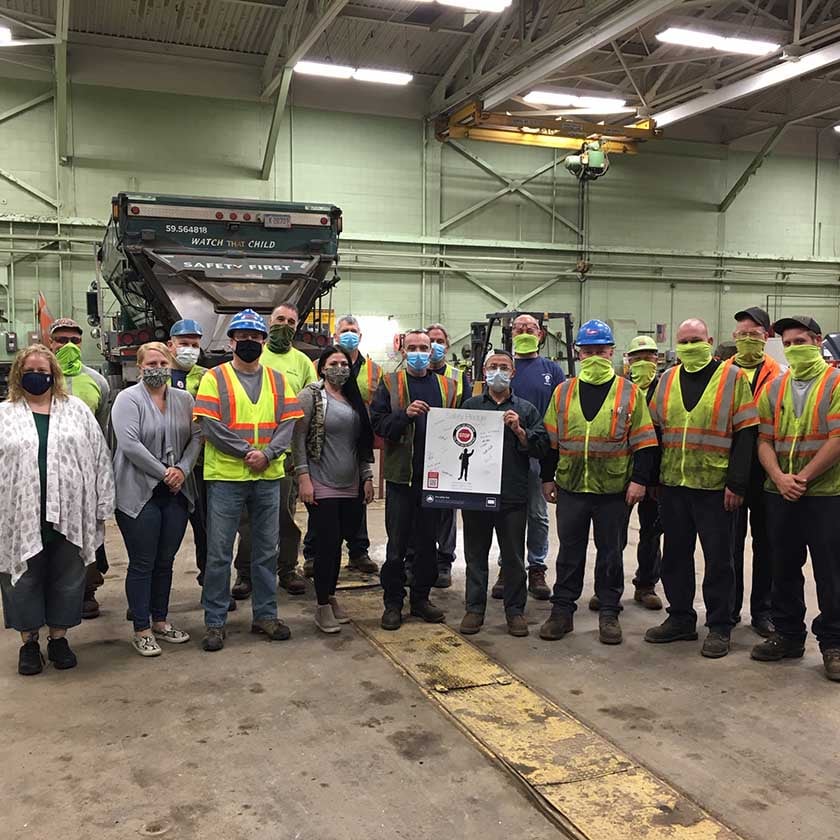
left=53, top=335, right=82, bottom=345
left=733, top=330, right=765, bottom=340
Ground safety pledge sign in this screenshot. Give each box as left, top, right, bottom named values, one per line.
left=422, top=408, right=503, bottom=510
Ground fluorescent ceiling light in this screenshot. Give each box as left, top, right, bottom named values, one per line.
left=0, top=26, right=12, bottom=44
left=552, top=107, right=637, bottom=116
left=294, top=60, right=354, bottom=79
left=656, top=27, right=779, bottom=56
left=438, top=0, right=512, bottom=12
left=523, top=90, right=627, bottom=111
left=353, top=68, right=413, bottom=86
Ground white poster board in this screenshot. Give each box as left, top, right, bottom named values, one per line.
left=422, top=407, right=504, bottom=510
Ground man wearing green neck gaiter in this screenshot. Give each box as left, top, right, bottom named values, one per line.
left=645, top=318, right=759, bottom=660
left=48, top=317, right=111, bottom=621
left=723, top=307, right=781, bottom=639
left=752, top=315, right=840, bottom=682
left=235, top=302, right=316, bottom=600
left=539, top=320, right=658, bottom=647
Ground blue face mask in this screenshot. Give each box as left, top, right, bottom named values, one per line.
left=406, top=351, right=431, bottom=371
left=338, top=332, right=360, bottom=351
left=430, top=342, right=446, bottom=363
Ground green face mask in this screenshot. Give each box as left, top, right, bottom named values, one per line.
left=513, top=333, right=539, bottom=355
left=734, top=337, right=765, bottom=368
left=578, top=355, right=615, bottom=385
left=630, top=359, right=656, bottom=390
left=268, top=323, right=295, bottom=353
left=676, top=341, right=713, bottom=373
left=784, top=343, right=826, bottom=380
left=56, top=342, right=82, bottom=376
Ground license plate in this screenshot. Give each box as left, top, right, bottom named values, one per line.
left=263, top=213, right=292, bottom=229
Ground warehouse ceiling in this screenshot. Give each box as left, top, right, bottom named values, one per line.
left=2, top=0, right=840, bottom=143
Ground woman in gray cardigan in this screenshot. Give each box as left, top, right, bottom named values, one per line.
left=112, top=342, right=202, bottom=657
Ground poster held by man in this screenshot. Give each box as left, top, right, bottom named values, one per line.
left=422, top=408, right=503, bottom=510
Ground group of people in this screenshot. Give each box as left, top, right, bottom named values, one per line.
left=0, top=303, right=836, bottom=683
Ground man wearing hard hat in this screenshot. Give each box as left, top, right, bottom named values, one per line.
left=540, top=320, right=658, bottom=645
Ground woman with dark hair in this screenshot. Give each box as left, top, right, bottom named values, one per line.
left=293, top=345, right=375, bottom=633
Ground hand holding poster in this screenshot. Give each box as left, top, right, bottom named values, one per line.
left=422, top=407, right=504, bottom=510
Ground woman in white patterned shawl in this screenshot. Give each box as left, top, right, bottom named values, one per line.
left=0, top=344, right=115, bottom=676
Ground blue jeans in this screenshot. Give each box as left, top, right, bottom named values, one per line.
left=117, top=491, right=189, bottom=632
left=203, top=479, right=280, bottom=628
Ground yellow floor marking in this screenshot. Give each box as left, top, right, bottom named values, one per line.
left=349, top=592, right=743, bottom=840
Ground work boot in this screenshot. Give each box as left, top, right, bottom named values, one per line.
left=588, top=595, right=600, bottom=611
left=634, top=586, right=663, bottom=610
left=18, top=640, right=44, bottom=676
left=410, top=600, right=445, bottom=623
left=251, top=619, right=292, bottom=641
left=599, top=614, right=622, bottom=645
left=644, top=618, right=698, bottom=644
left=328, top=596, right=350, bottom=624
left=302, top=557, right=315, bottom=578
left=47, top=637, right=78, bottom=670
left=750, top=616, right=775, bottom=638
left=81, top=594, right=100, bottom=620
left=202, top=627, right=225, bottom=652
left=701, top=631, right=730, bottom=659
left=278, top=569, right=306, bottom=595
left=750, top=634, right=805, bottom=661
left=528, top=568, right=550, bottom=600
left=348, top=553, right=378, bottom=574
left=459, top=612, right=484, bottom=635
left=315, top=604, right=341, bottom=634
left=231, top=574, right=251, bottom=600
left=507, top=615, right=529, bottom=638
left=823, top=649, right=840, bottom=682
left=228, top=597, right=237, bottom=612
left=381, top=607, right=402, bottom=631
left=434, top=566, right=452, bottom=589
left=539, top=612, right=573, bottom=641
left=491, top=570, right=504, bottom=599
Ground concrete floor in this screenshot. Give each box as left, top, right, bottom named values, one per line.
left=2, top=503, right=837, bottom=840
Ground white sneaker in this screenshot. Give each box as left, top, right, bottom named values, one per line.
left=132, top=634, right=162, bottom=657
left=153, top=625, right=190, bottom=644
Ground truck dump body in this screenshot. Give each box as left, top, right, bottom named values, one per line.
left=98, top=193, right=341, bottom=366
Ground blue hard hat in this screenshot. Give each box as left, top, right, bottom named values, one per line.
left=575, top=319, right=614, bottom=346
left=170, top=318, right=203, bottom=338
left=227, top=308, right=268, bottom=337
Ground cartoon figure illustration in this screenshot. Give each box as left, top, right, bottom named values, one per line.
left=458, top=448, right=475, bottom=481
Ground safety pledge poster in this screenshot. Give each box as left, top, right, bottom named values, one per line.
left=422, top=408, right=503, bottom=511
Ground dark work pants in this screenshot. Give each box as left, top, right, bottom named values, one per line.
left=306, top=496, right=365, bottom=604
left=303, top=489, right=370, bottom=562
left=660, top=486, right=735, bottom=633
left=381, top=482, right=441, bottom=610
left=623, top=496, right=662, bottom=589
left=765, top=493, right=840, bottom=651
left=406, top=508, right=456, bottom=570
left=730, top=472, right=772, bottom=622
left=463, top=506, right=527, bottom=617
left=550, top=489, right=626, bottom=617
left=192, top=467, right=208, bottom=583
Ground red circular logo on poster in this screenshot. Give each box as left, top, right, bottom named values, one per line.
left=453, top=423, right=477, bottom=447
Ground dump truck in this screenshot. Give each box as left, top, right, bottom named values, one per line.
left=94, top=192, right=342, bottom=386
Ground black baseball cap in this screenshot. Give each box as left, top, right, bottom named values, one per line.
left=772, top=315, right=822, bottom=335
left=734, top=306, right=771, bottom=332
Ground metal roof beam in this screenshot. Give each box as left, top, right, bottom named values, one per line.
left=0, top=167, right=58, bottom=207
left=54, top=0, right=70, bottom=164
left=260, top=66, right=292, bottom=181
left=0, top=90, right=53, bottom=125
left=718, top=123, right=786, bottom=212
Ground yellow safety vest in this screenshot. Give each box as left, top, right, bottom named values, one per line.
left=193, top=363, right=302, bottom=481
left=650, top=363, right=758, bottom=490
left=442, top=363, right=467, bottom=402
left=357, top=356, right=383, bottom=406
left=543, top=376, right=657, bottom=494
left=758, top=366, right=840, bottom=496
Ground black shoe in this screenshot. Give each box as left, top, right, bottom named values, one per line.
left=598, top=614, right=622, bottom=645
left=18, top=641, right=44, bottom=675
left=81, top=596, right=100, bottom=620
left=588, top=595, right=600, bottom=611
left=278, top=569, right=307, bottom=595
left=701, top=631, right=730, bottom=659
left=410, top=600, right=445, bottom=623
left=202, top=627, right=225, bottom=652
left=381, top=607, right=402, bottom=631
left=644, top=618, right=698, bottom=644
left=47, top=637, right=78, bottom=670
left=539, top=613, right=573, bottom=641
left=751, top=616, right=775, bottom=638
left=229, top=597, right=237, bottom=612
left=302, top=557, right=315, bottom=578
left=751, top=633, right=806, bottom=662
left=433, top=567, right=452, bottom=589
left=126, top=608, right=134, bottom=622
left=231, top=574, right=251, bottom=600
left=491, top=570, right=504, bottom=600
left=348, top=553, right=379, bottom=574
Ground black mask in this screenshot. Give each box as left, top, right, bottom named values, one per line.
left=233, top=339, right=262, bottom=363
left=22, top=371, right=53, bottom=395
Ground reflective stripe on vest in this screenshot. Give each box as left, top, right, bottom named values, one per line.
left=443, top=363, right=464, bottom=401
left=358, top=357, right=382, bottom=405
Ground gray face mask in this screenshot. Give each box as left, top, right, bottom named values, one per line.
left=142, top=367, right=170, bottom=388
left=324, top=366, right=351, bottom=387
left=485, top=369, right=512, bottom=393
